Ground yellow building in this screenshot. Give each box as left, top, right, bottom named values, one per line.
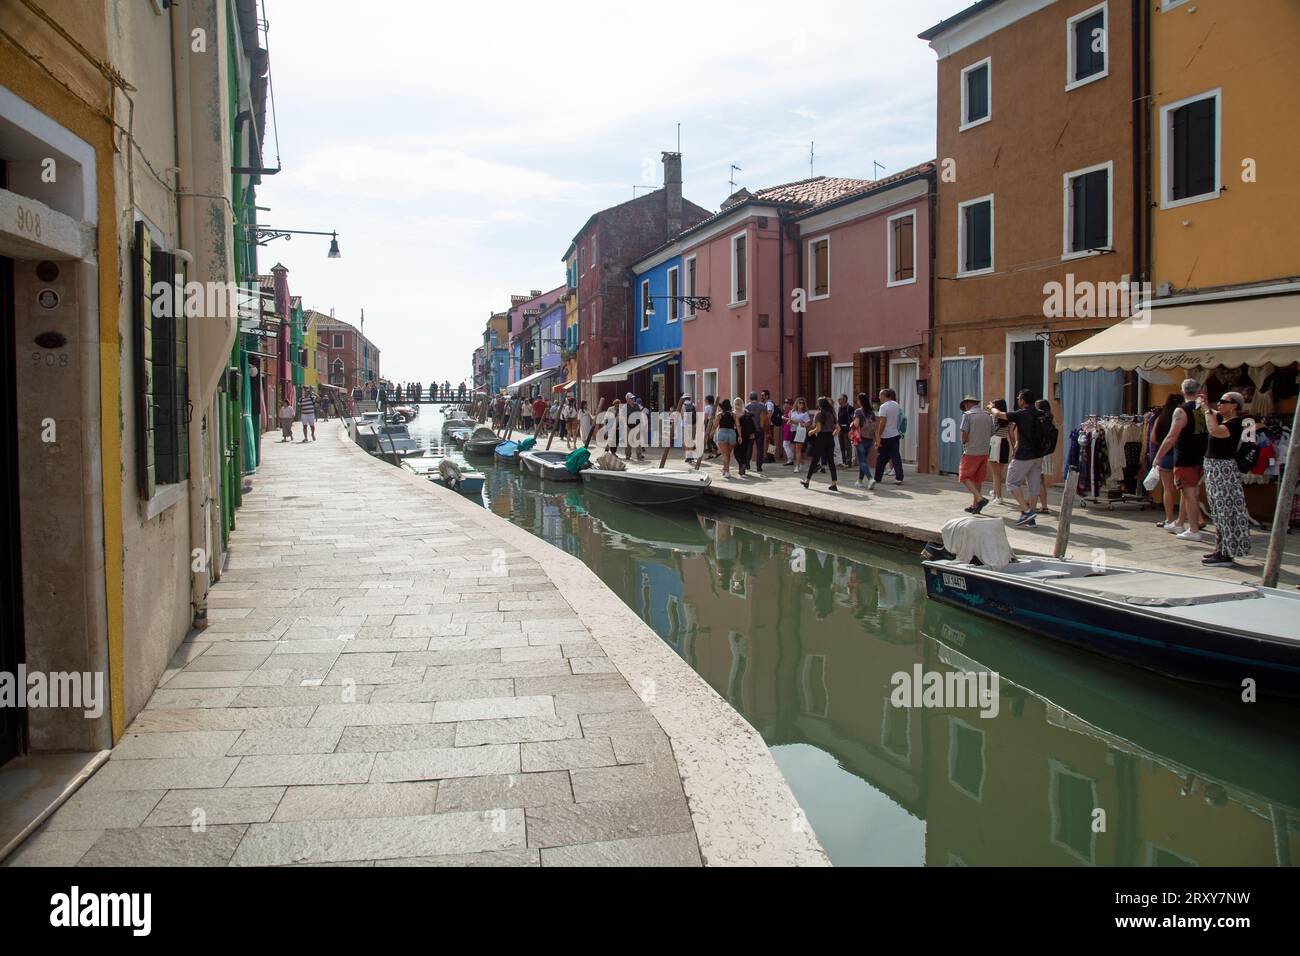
left=1149, top=0, right=1300, bottom=294
left=563, top=246, right=579, bottom=388
left=303, top=309, right=319, bottom=387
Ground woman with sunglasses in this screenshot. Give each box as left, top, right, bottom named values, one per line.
left=1197, top=390, right=1254, bottom=567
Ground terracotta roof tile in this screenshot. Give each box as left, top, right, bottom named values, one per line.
left=798, top=161, right=937, bottom=215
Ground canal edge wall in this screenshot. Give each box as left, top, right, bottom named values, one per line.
left=336, top=429, right=831, bottom=867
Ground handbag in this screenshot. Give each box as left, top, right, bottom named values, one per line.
left=1142, top=464, right=1161, bottom=491
left=794, top=424, right=807, bottom=443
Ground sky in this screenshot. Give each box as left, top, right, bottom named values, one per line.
left=257, top=0, right=961, bottom=386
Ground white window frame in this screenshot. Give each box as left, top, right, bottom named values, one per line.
left=730, top=230, right=748, bottom=307
left=640, top=279, right=651, bottom=332
left=1065, top=2, right=1109, bottom=92
left=702, top=368, right=719, bottom=404
left=948, top=717, right=985, bottom=802
left=806, top=235, right=831, bottom=300
left=1159, top=88, right=1222, bottom=210
left=886, top=208, right=918, bottom=287
left=880, top=698, right=911, bottom=761
left=1048, top=759, right=1098, bottom=865
left=683, top=255, right=698, bottom=320
left=1061, top=160, right=1113, bottom=261
left=682, top=370, right=697, bottom=403
left=956, top=194, right=995, bottom=278
left=801, top=655, right=830, bottom=718
left=666, top=265, right=680, bottom=323
left=332, top=333, right=343, bottom=348
left=959, top=56, right=992, bottom=131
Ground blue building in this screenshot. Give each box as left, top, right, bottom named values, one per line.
left=621, top=244, right=686, bottom=411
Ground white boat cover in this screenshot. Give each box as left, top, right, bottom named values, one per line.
left=941, top=516, right=1017, bottom=568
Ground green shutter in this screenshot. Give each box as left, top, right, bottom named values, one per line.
left=133, top=222, right=156, bottom=499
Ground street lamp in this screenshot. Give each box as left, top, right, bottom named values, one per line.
left=644, top=294, right=711, bottom=317
left=254, top=227, right=342, bottom=259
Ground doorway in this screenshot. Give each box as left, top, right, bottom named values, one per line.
left=1007, top=332, right=1048, bottom=405
left=0, top=256, right=25, bottom=767
left=890, top=359, right=919, bottom=464
left=831, top=363, right=854, bottom=403
left=938, top=357, right=983, bottom=474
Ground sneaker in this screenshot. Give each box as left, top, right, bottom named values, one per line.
left=1015, top=511, right=1037, bottom=528
left=867, top=479, right=877, bottom=490
left=855, top=479, right=865, bottom=488
left=1166, top=523, right=1187, bottom=535
left=1176, top=529, right=1203, bottom=542
left=972, top=498, right=990, bottom=514
left=1202, top=553, right=1234, bottom=567
left=893, top=479, right=904, bottom=485
left=990, top=496, right=1004, bottom=506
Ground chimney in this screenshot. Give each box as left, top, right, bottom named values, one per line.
left=530, top=289, right=542, bottom=297
left=271, top=262, right=289, bottom=319
left=663, top=151, right=683, bottom=238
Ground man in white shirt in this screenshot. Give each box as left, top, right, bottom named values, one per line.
left=870, top=388, right=904, bottom=489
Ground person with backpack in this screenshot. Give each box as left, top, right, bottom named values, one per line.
left=871, top=388, right=904, bottom=488
left=1197, top=391, right=1254, bottom=567
left=988, top=389, right=1050, bottom=528
left=1033, top=399, right=1058, bottom=514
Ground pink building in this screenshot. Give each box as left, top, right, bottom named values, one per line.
left=678, top=177, right=871, bottom=411
left=794, top=162, right=936, bottom=470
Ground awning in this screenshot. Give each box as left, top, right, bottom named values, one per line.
left=507, top=367, right=559, bottom=391
left=553, top=380, right=577, bottom=392
left=1055, top=292, right=1300, bottom=372
left=590, top=349, right=679, bottom=383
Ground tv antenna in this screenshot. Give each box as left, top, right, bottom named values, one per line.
left=810, top=141, right=815, bottom=177
left=729, top=164, right=742, bottom=194
left=873, top=160, right=886, bottom=178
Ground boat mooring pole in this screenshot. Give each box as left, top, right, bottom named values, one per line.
left=1262, top=392, right=1300, bottom=588
left=1053, top=466, right=1079, bottom=559
left=660, top=397, right=687, bottom=469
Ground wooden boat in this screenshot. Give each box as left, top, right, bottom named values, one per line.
left=447, top=427, right=472, bottom=446
left=463, top=426, right=503, bottom=457
left=441, top=417, right=474, bottom=435
left=581, top=464, right=711, bottom=506
left=494, top=440, right=519, bottom=465
left=372, top=423, right=425, bottom=458
left=519, top=450, right=583, bottom=482
left=434, top=459, right=486, bottom=496
left=922, top=519, right=1300, bottom=699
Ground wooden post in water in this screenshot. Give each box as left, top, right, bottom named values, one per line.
left=582, top=398, right=608, bottom=450
left=1262, top=392, right=1300, bottom=588
left=1053, top=466, right=1079, bottom=559
left=660, top=398, right=687, bottom=469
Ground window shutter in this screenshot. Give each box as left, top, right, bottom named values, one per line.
left=966, top=66, right=988, bottom=122
left=895, top=217, right=914, bottom=280
left=133, top=222, right=155, bottom=499
left=854, top=351, right=865, bottom=399
left=800, top=356, right=810, bottom=398
left=1186, top=98, right=1215, bottom=197
left=1074, top=12, right=1105, bottom=81
left=1083, top=169, right=1108, bottom=250
left=965, top=202, right=991, bottom=271
left=735, top=236, right=746, bottom=301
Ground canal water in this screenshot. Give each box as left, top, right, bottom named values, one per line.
left=407, top=409, right=1300, bottom=866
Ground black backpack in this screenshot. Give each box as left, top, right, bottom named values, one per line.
left=1033, top=411, right=1059, bottom=458
left=1236, top=418, right=1258, bottom=473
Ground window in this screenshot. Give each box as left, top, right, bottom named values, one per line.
left=731, top=232, right=747, bottom=304
left=1162, top=89, right=1220, bottom=207
left=640, top=279, right=651, bottom=331
left=957, top=195, right=994, bottom=277
left=808, top=236, right=829, bottom=299
left=1063, top=161, right=1111, bottom=257
left=683, top=255, right=697, bottom=319
left=887, top=210, right=916, bottom=286
left=590, top=303, right=598, bottom=336
left=1049, top=761, right=1098, bottom=863
left=332, top=333, right=343, bottom=348
left=801, top=656, right=829, bottom=717
left=683, top=371, right=697, bottom=404
left=666, top=266, right=680, bottom=322
left=1067, top=3, right=1107, bottom=89
left=960, top=57, right=991, bottom=130
left=132, top=221, right=190, bottom=499
left=948, top=718, right=985, bottom=800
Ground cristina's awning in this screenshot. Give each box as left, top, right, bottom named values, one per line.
left=553, top=380, right=577, bottom=392
left=590, top=349, right=679, bottom=383
left=507, top=367, right=559, bottom=391
left=1055, top=292, right=1300, bottom=372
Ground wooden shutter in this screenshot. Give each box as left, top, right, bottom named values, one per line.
left=966, top=202, right=991, bottom=271
left=854, top=351, right=865, bottom=400
left=894, top=217, right=915, bottom=281
left=799, top=356, right=810, bottom=400
left=133, top=222, right=155, bottom=499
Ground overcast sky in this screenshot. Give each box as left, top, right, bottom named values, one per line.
left=258, top=0, right=960, bottom=385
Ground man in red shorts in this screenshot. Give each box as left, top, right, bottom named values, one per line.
left=958, top=395, right=994, bottom=513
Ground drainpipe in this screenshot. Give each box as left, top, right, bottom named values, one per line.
left=171, top=0, right=209, bottom=629
left=1133, top=0, right=1150, bottom=414
left=787, top=216, right=805, bottom=396
left=778, top=211, right=786, bottom=400
left=927, top=173, right=938, bottom=472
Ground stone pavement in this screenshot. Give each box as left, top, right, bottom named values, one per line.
left=508, top=424, right=1298, bottom=587
left=6, top=421, right=825, bottom=867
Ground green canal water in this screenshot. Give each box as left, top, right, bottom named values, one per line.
left=410, top=411, right=1300, bottom=866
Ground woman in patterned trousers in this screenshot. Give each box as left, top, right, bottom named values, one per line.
left=1198, top=391, right=1253, bottom=568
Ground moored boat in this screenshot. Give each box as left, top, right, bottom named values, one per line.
left=463, top=426, right=502, bottom=457
left=922, top=517, right=1300, bottom=699
left=434, top=458, right=486, bottom=496
left=441, top=417, right=475, bottom=435
left=580, top=463, right=711, bottom=506
left=371, top=423, right=425, bottom=458
left=519, top=449, right=583, bottom=482
left=494, top=440, right=519, bottom=465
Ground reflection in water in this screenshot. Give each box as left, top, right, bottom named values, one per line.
left=409, top=413, right=1300, bottom=867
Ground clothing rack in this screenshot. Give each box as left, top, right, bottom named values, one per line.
left=1071, top=413, right=1152, bottom=510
